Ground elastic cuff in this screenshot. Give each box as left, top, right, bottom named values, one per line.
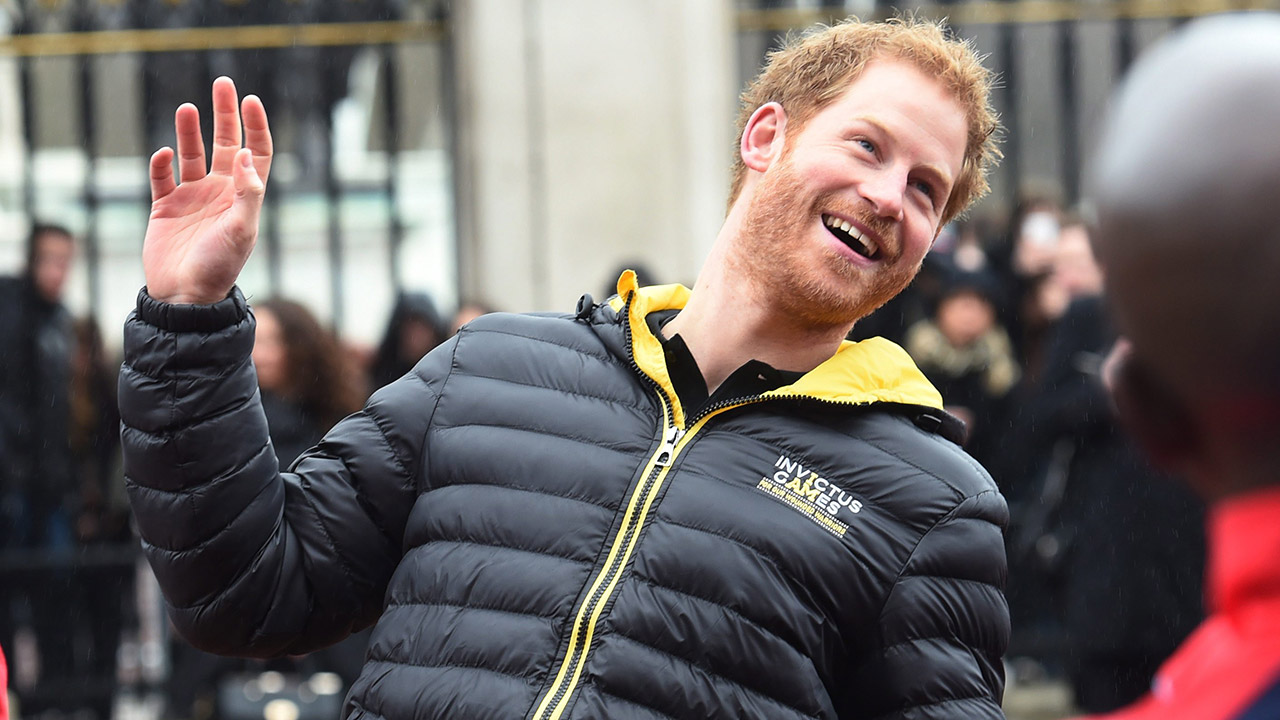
left=136, top=286, right=249, bottom=333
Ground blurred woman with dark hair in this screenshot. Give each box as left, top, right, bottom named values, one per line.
left=252, top=297, right=367, bottom=468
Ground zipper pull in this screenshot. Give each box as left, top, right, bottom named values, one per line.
left=654, top=425, right=685, bottom=467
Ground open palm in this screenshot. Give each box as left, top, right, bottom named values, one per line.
left=143, top=77, right=273, bottom=305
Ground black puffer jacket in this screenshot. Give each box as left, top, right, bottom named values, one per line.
left=120, top=273, right=1009, bottom=720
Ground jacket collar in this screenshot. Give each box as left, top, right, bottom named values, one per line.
left=1208, top=485, right=1280, bottom=616
left=608, top=270, right=944, bottom=426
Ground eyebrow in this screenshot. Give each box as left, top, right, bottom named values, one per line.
left=859, top=116, right=956, bottom=196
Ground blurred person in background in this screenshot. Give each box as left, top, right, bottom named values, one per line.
left=1080, top=13, right=1280, bottom=719
left=70, top=317, right=129, bottom=548
left=989, top=187, right=1066, bottom=383
left=449, top=299, right=496, bottom=337
left=990, top=217, right=1103, bottom=481
left=68, top=316, right=134, bottom=720
left=1031, top=219, right=1203, bottom=712
left=257, top=297, right=376, bottom=692
left=853, top=216, right=998, bottom=348
left=0, top=223, right=79, bottom=717
left=369, top=291, right=446, bottom=391
left=1011, top=195, right=1063, bottom=279
left=946, top=215, right=1001, bottom=275
left=998, top=216, right=1205, bottom=700
left=1, top=642, right=7, bottom=720
left=252, top=297, right=368, bottom=467
left=0, top=223, right=76, bottom=547
left=119, top=15, right=1011, bottom=718
left=904, top=265, right=1018, bottom=470
left=1050, top=220, right=1102, bottom=305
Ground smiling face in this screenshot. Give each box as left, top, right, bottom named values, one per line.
left=733, top=59, right=968, bottom=328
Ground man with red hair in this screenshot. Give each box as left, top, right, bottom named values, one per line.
left=118, top=16, right=1009, bottom=719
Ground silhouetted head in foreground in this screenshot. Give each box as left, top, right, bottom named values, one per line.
left=1090, top=13, right=1280, bottom=500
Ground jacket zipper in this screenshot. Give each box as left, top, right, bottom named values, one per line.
left=529, top=297, right=687, bottom=720
left=530, top=297, right=881, bottom=718
left=532, top=391, right=859, bottom=717
left=529, top=412, right=684, bottom=720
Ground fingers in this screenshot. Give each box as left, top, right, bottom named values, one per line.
left=150, top=147, right=176, bottom=202
left=241, top=94, right=273, bottom=186
left=209, top=76, right=243, bottom=176
left=164, top=77, right=272, bottom=190
left=174, top=103, right=205, bottom=183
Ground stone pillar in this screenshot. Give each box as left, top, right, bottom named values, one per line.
left=452, top=0, right=735, bottom=313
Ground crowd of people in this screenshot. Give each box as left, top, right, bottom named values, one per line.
left=852, top=198, right=1207, bottom=714
left=4, top=9, right=1278, bottom=720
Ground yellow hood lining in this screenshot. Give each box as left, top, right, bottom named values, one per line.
left=609, top=270, right=943, bottom=428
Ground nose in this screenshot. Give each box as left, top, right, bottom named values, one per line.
left=860, top=167, right=906, bottom=222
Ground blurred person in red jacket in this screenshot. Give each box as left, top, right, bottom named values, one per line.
left=1084, top=12, right=1280, bottom=720
left=2, top=642, right=8, bottom=720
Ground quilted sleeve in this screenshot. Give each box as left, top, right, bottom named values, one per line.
left=849, top=487, right=1010, bottom=720
left=119, top=287, right=447, bottom=657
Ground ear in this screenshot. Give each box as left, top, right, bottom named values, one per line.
left=1108, top=347, right=1199, bottom=471
left=741, top=102, right=788, bottom=173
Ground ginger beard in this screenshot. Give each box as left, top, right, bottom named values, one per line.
left=731, top=152, right=923, bottom=331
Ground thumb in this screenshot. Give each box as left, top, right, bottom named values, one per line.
left=231, top=147, right=266, bottom=231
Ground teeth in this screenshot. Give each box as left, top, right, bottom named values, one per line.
left=822, top=214, right=876, bottom=258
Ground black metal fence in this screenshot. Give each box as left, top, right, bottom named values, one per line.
left=1, top=0, right=453, bottom=334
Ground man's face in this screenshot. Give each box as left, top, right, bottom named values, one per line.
left=937, top=290, right=995, bottom=348
left=32, top=231, right=74, bottom=303
left=1052, top=224, right=1103, bottom=300
left=735, top=59, right=967, bottom=328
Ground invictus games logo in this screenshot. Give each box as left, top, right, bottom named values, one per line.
left=756, top=453, right=862, bottom=538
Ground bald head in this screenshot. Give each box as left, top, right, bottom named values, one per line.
left=1091, top=14, right=1280, bottom=407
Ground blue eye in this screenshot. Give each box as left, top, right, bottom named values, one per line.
left=855, top=139, right=875, bottom=153
left=912, top=179, right=934, bottom=199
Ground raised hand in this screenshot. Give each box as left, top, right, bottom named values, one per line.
left=143, top=77, right=273, bottom=305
